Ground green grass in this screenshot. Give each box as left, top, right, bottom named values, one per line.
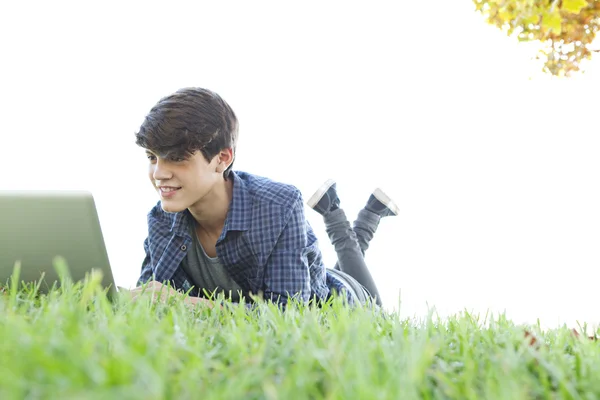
left=1, top=268, right=600, bottom=399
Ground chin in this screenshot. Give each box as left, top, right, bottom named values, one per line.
left=160, top=200, right=187, bottom=214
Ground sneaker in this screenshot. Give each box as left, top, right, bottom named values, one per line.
left=307, top=179, right=340, bottom=216
left=365, top=188, right=399, bottom=217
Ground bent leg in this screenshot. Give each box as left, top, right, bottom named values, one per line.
left=308, top=180, right=388, bottom=306
left=323, top=208, right=382, bottom=306
left=334, top=187, right=399, bottom=268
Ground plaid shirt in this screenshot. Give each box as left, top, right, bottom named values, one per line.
left=137, top=170, right=353, bottom=306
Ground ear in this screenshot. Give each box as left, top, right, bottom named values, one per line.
left=216, top=148, right=234, bottom=173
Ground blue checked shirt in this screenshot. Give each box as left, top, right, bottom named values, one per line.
left=137, top=170, right=353, bottom=306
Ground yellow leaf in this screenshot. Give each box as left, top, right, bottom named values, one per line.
left=541, top=10, right=562, bottom=35
left=498, top=9, right=513, bottom=21
left=523, top=14, right=540, bottom=25
left=561, top=0, right=588, bottom=14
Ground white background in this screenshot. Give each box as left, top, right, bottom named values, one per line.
left=1, top=1, right=599, bottom=329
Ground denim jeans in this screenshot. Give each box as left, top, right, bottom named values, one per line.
left=323, top=208, right=382, bottom=306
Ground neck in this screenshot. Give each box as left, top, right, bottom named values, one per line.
left=188, top=178, right=234, bottom=235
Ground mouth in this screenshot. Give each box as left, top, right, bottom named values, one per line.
left=158, top=186, right=181, bottom=192
left=158, top=186, right=182, bottom=198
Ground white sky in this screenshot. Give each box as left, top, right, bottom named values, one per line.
left=1, top=1, right=599, bottom=329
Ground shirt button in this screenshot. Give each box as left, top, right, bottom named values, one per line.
left=181, top=245, right=187, bottom=251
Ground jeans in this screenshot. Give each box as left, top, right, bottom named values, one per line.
left=323, top=208, right=382, bottom=306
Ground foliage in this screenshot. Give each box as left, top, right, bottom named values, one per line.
left=474, top=0, right=600, bottom=76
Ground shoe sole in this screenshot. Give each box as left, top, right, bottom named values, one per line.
left=307, top=179, right=336, bottom=208
left=373, top=188, right=399, bottom=215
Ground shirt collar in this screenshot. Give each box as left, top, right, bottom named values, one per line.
left=223, top=170, right=252, bottom=232
left=168, top=208, right=192, bottom=237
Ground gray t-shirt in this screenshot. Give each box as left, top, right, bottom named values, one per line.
left=181, top=221, right=246, bottom=302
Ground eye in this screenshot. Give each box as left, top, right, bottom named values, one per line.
left=146, top=154, right=157, bottom=162
left=170, top=156, right=186, bottom=162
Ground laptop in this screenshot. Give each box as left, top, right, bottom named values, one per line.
left=0, top=190, right=119, bottom=298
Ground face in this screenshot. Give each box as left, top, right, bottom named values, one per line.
left=146, top=149, right=229, bottom=213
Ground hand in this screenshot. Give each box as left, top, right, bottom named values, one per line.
left=124, top=281, right=215, bottom=309
left=125, top=281, right=179, bottom=304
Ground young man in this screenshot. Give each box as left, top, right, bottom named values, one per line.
left=130, top=87, right=399, bottom=308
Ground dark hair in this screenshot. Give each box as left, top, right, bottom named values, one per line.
left=135, top=87, right=239, bottom=180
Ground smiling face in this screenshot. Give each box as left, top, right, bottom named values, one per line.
left=146, top=148, right=232, bottom=213
left=135, top=88, right=239, bottom=213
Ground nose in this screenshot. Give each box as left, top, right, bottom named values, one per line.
left=151, top=158, right=173, bottom=181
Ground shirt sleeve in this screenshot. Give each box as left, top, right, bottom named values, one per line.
left=261, top=195, right=312, bottom=306
left=137, top=237, right=154, bottom=286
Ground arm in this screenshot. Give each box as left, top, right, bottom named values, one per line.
left=262, top=195, right=312, bottom=306
left=135, top=230, right=253, bottom=310
left=137, top=237, right=154, bottom=286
